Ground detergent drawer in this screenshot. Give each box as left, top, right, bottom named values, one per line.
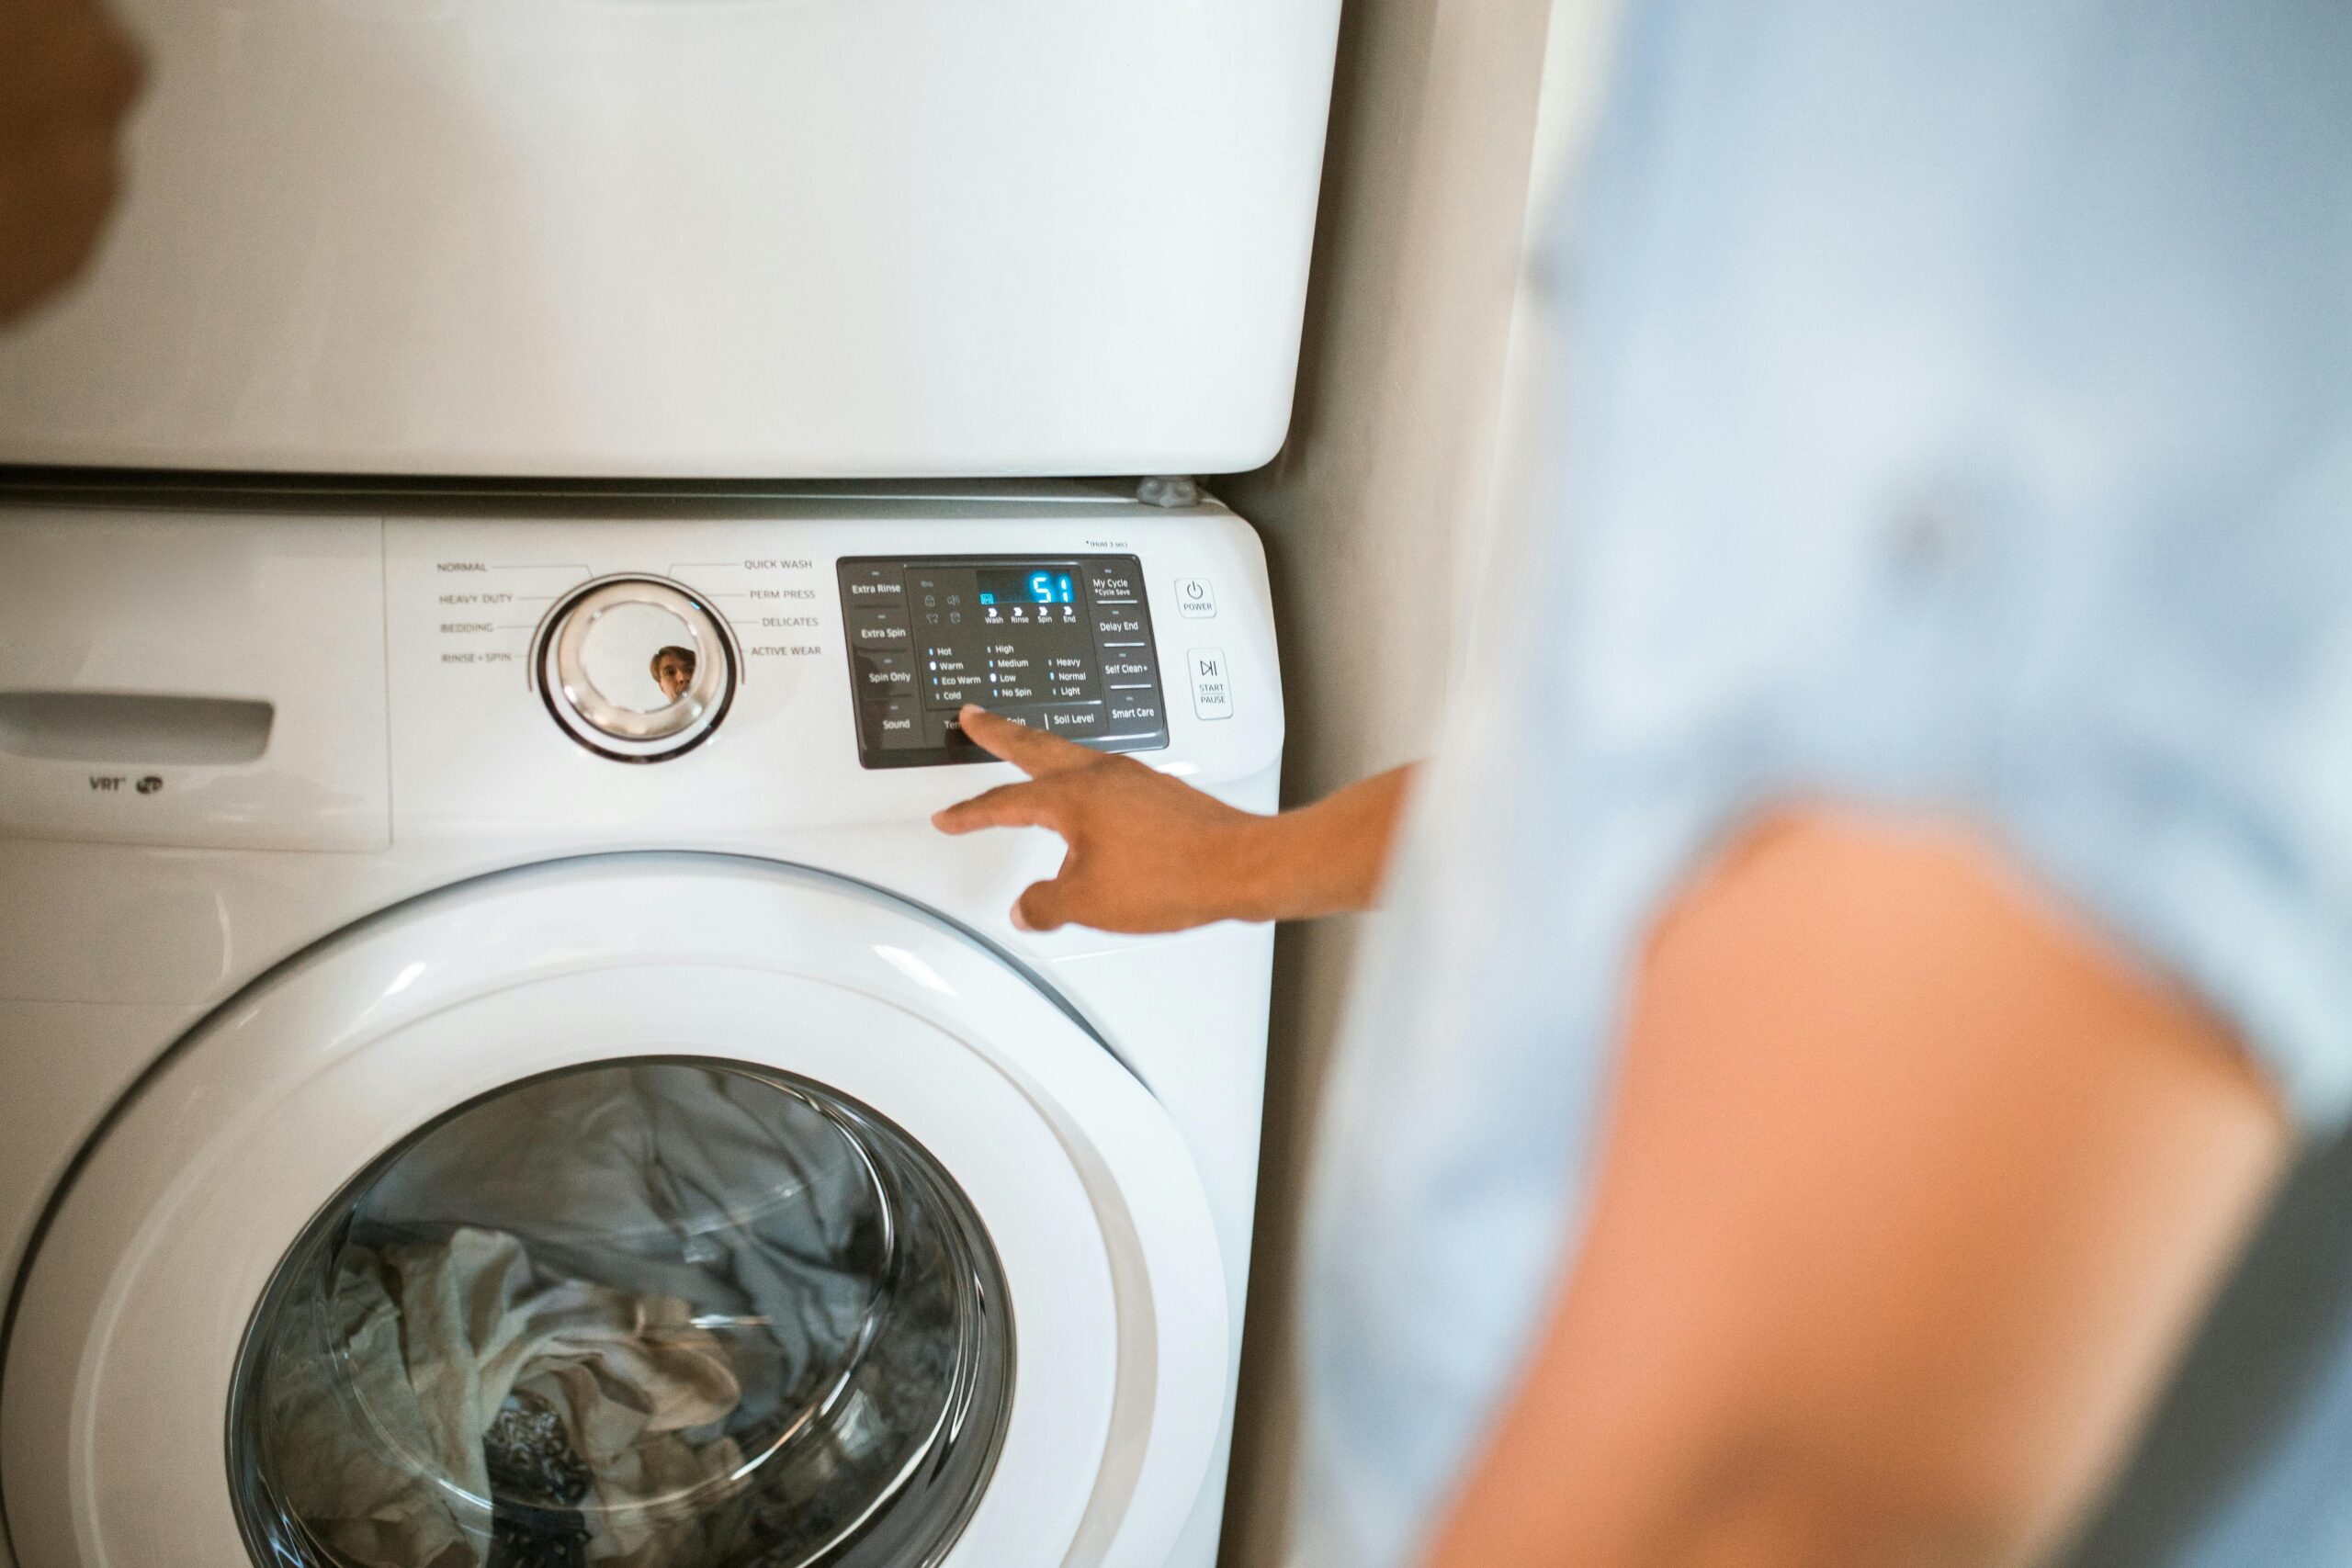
left=0, top=510, right=389, bottom=851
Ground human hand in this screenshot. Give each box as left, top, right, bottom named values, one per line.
left=0, top=0, right=142, bottom=324
left=930, top=705, right=1281, bottom=933
left=933, top=707, right=1415, bottom=933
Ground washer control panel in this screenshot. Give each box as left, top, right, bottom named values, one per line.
left=840, top=555, right=1170, bottom=768
left=537, top=576, right=738, bottom=761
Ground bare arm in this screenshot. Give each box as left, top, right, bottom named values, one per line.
left=1425, top=810, right=2288, bottom=1568
left=931, top=705, right=1414, bottom=932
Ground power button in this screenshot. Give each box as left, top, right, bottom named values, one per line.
left=1174, top=577, right=1216, bottom=619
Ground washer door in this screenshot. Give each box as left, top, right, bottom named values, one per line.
left=0, top=857, right=1226, bottom=1568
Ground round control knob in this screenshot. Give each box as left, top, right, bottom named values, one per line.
left=537, top=576, right=736, bottom=761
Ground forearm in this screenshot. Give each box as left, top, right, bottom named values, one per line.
left=1226, top=764, right=1416, bottom=922
left=1424, top=810, right=2286, bottom=1568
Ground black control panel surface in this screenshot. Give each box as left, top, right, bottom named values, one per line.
left=839, top=555, right=1170, bottom=768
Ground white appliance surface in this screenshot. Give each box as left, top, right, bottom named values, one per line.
left=0, top=489, right=1283, bottom=1568
left=0, top=0, right=1340, bottom=478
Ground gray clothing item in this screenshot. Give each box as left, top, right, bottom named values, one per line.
left=242, top=1063, right=1006, bottom=1568
left=362, top=1064, right=884, bottom=1431
left=269, top=1226, right=745, bottom=1568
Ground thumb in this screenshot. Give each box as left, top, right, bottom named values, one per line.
left=1012, top=874, right=1073, bottom=933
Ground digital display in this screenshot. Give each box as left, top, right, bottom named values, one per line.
left=976, top=568, right=1077, bottom=606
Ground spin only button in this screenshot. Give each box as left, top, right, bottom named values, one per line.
left=854, top=649, right=916, bottom=700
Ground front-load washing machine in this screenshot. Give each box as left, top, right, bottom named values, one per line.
left=0, top=483, right=1280, bottom=1568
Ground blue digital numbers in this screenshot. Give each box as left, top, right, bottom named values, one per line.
left=1025, top=571, right=1074, bottom=604
left=976, top=565, right=1077, bottom=608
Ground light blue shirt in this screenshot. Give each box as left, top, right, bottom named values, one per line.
left=1297, top=2, right=2352, bottom=1564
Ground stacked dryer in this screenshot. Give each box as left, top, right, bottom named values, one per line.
left=0, top=6, right=1340, bottom=1568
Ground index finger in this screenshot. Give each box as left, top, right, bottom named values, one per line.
left=956, top=705, right=1096, bottom=777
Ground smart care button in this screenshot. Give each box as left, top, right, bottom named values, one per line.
left=1108, top=695, right=1165, bottom=730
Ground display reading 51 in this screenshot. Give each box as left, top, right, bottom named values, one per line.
left=838, top=556, right=1170, bottom=768
left=979, top=568, right=1077, bottom=607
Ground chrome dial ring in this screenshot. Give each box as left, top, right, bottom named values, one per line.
left=537, top=575, right=737, bottom=761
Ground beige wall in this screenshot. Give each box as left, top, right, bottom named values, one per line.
left=1213, top=2, right=1618, bottom=1563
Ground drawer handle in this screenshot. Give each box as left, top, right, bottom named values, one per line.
left=0, top=692, right=274, bottom=765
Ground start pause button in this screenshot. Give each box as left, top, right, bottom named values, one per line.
left=1188, top=649, right=1233, bottom=720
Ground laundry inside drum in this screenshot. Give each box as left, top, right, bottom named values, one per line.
left=230, top=1062, right=1014, bottom=1568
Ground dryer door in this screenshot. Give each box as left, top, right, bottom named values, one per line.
left=0, top=856, right=1226, bottom=1568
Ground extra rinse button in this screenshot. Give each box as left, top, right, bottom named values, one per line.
left=1187, top=649, right=1233, bottom=721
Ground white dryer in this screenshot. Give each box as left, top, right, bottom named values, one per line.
left=0, top=485, right=1282, bottom=1568
left=0, top=0, right=1341, bottom=476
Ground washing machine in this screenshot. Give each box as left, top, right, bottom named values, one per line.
left=0, top=482, right=1281, bottom=1568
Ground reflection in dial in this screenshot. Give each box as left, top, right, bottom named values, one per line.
left=579, top=600, right=698, bottom=715
left=538, top=577, right=736, bottom=762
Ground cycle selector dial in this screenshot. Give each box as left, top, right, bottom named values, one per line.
left=537, top=576, right=736, bottom=761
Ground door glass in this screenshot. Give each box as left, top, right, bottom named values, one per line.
left=230, top=1062, right=1014, bottom=1568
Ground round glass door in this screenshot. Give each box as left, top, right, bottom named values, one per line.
left=228, top=1061, right=1012, bottom=1568
left=3, top=858, right=1226, bottom=1568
